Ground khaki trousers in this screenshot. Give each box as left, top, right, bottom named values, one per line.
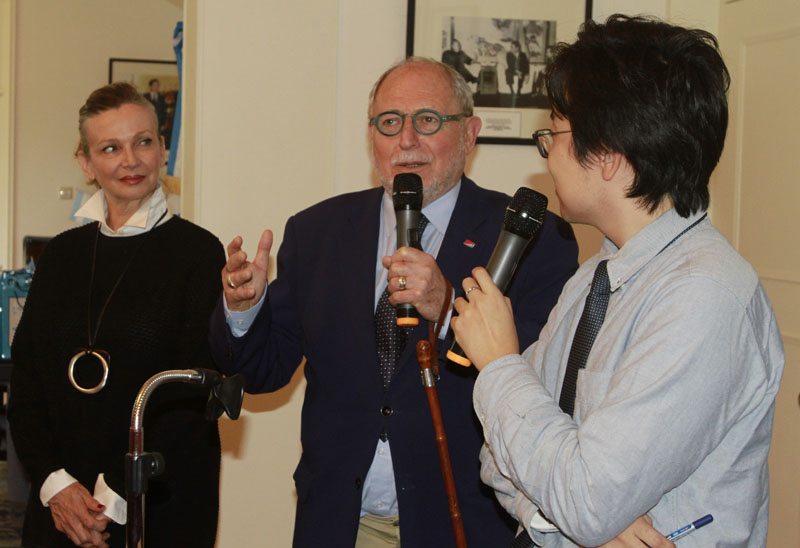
left=355, top=514, right=401, bottom=548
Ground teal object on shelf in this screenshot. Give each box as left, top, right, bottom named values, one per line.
left=1, top=267, right=32, bottom=360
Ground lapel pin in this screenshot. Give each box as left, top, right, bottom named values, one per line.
left=463, top=239, right=476, bottom=248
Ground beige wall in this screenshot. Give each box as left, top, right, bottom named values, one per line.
left=11, top=0, right=182, bottom=268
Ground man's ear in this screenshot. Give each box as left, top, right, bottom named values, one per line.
left=600, top=151, right=624, bottom=181
left=463, top=115, right=482, bottom=155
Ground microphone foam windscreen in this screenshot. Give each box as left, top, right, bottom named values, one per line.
left=504, top=187, right=548, bottom=239
left=392, top=173, right=423, bottom=210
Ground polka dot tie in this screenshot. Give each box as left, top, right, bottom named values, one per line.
left=558, top=259, right=610, bottom=417
left=512, top=260, right=610, bottom=548
left=375, top=214, right=429, bottom=390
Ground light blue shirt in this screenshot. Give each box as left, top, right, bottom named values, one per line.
left=474, top=209, right=784, bottom=547
left=224, top=181, right=461, bottom=518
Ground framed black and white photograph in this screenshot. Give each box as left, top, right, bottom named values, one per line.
left=108, top=58, right=179, bottom=150
left=407, top=0, right=592, bottom=145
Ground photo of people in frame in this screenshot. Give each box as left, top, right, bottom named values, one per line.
left=109, top=59, right=179, bottom=151
left=440, top=16, right=556, bottom=109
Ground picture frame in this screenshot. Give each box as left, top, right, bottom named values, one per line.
left=108, top=58, right=179, bottom=151
left=406, top=0, right=592, bottom=145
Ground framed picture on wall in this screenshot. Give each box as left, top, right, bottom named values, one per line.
left=407, top=0, right=592, bottom=145
left=108, top=58, right=179, bottom=151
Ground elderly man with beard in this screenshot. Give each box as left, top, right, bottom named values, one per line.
left=209, top=57, right=578, bottom=547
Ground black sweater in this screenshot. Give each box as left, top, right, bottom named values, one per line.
left=10, top=216, right=225, bottom=548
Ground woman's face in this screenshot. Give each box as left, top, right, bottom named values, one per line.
left=77, top=103, right=165, bottom=212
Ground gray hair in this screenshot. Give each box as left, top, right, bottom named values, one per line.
left=367, top=57, right=474, bottom=117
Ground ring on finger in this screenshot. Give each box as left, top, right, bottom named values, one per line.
left=398, top=276, right=407, bottom=290
left=227, top=274, right=237, bottom=289
left=465, top=286, right=480, bottom=297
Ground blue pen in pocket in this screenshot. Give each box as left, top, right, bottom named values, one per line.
left=666, top=514, right=713, bottom=542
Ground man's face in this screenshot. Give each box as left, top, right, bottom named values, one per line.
left=370, top=63, right=481, bottom=206
left=511, top=43, right=520, bottom=54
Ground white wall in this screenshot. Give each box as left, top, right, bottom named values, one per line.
left=190, top=1, right=339, bottom=545
left=12, top=0, right=182, bottom=268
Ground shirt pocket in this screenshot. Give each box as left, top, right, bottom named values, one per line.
left=574, top=366, right=616, bottom=417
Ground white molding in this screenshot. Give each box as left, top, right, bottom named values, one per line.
left=734, top=26, right=800, bottom=252
left=758, top=270, right=800, bottom=285
left=782, top=334, right=800, bottom=347
left=0, top=0, right=15, bottom=269
left=741, top=26, right=800, bottom=47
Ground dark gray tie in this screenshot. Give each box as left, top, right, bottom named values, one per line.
left=511, top=259, right=610, bottom=548
left=375, top=214, right=429, bottom=390
left=558, top=259, right=610, bottom=416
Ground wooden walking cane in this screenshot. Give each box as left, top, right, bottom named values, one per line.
left=413, top=277, right=467, bottom=547
left=416, top=339, right=467, bottom=548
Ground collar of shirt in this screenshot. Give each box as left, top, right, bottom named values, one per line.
left=74, top=185, right=172, bottom=237
left=375, top=179, right=461, bottom=303
left=602, top=208, right=709, bottom=292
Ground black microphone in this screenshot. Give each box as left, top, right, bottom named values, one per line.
left=392, top=173, right=424, bottom=327
left=447, top=187, right=549, bottom=366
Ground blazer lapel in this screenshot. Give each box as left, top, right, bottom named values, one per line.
left=339, top=188, right=386, bottom=389
left=436, top=177, right=501, bottom=285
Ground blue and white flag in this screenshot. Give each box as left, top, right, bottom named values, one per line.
left=167, top=21, right=183, bottom=177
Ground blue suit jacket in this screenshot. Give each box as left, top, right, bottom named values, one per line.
left=210, top=177, right=578, bottom=547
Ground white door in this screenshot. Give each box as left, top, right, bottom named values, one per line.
left=715, top=1, right=800, bottom=545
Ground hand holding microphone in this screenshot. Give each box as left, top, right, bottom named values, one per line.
left=450, top=268, right=521, bottom=371
left=392, top=173, right=424, bottom=326
left=448, top=187, right=548, bottom=367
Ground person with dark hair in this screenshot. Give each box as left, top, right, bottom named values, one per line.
left=144, top=77, right=167, bottom=136
left=210, top=57, right=579, bottom=547
left=451, top=15, right=783, bottom=548
left=9, top=82, right=224, bottom=547
left=441, top=39, right=479, bottom=84
left=504, top=40, right=529, bottom=95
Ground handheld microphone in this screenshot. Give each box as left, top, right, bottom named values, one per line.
left=393, top=173, right=424, bottom=326
left=447, top=187, right=548, bottom=366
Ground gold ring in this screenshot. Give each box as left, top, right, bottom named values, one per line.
left=227, top=274, right=237, bottom=289
left=465, top=286, right=480, bottom=296
left=398, top=276, right=407, bottom=290
left=68, top=350, right=109, bottom=394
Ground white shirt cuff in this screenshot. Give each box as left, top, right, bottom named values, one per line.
left=224, top=284, right=267, bottom=337
left=40, top=469, right=78, bottom=506
left=437, top=296, right=455, bottom=339
left=94, top=474, right=127, bottom=524
left=531, top=509, right=559, bottom=533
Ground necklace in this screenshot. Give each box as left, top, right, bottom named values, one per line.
left=68, top=211, right=167, bottom=394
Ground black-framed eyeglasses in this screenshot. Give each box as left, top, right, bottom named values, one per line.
left=370, top=109, right=467, bottom=136
left=532, top=129, right=572, bottom=158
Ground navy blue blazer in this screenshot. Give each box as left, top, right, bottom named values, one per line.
left=210, top=177, right=578, bottom=547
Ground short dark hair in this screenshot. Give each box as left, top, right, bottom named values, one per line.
left=545, top=14, right=730, bottom=217
left=77, top=82, right=156, bottom=156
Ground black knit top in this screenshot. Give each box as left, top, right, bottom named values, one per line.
left=9, top=216, right=225, bottom=547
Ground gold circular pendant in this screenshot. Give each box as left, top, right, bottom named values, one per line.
left=68, top=349, right=109, bottom=394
